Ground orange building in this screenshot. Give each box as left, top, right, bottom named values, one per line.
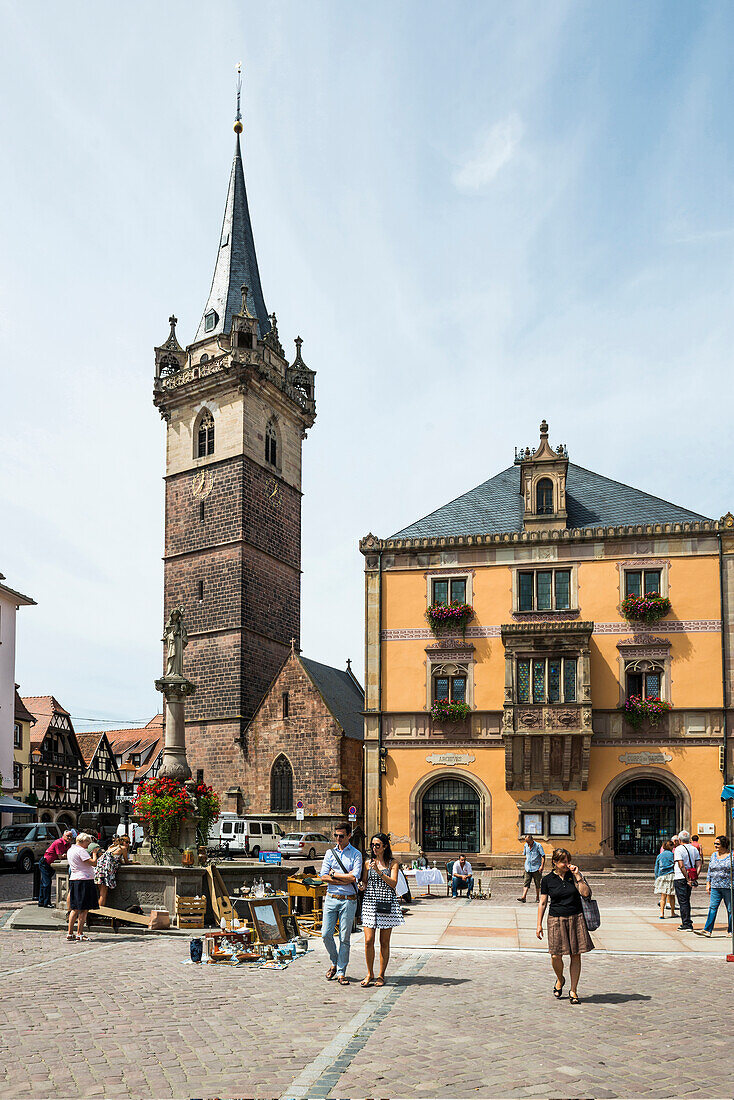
left=360, top=421, right=734, bottom=866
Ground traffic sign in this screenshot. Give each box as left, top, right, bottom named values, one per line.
left=348, top=805, right=356, bottom=816
left=296, top=808, right=304, bottom=821
left=296, top=800, right=304, bottom=809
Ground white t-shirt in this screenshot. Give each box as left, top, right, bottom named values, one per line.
left=67, top=844, right=95, bottom=881
left=673, top=843, right=700, bottom=881
left=453, top=860, right=472, bottom=877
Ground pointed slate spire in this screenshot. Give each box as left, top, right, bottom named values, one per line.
left=195, top=118, right=271, bottom=342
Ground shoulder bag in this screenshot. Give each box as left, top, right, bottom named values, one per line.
left=579, top=878, right=601, bottom=931
left=683, top=844, right=699, bottom=885
left=370, top=860, right=394, bottom=914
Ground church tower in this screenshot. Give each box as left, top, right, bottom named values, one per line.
left=153, top=102, right=316, bottom=809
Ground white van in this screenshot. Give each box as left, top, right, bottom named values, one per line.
left=209, top=815, right=285, bottom=857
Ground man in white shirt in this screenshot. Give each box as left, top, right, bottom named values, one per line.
left=320, top=821, right=363, bottom=985
left=451, top=854, right=474, bottom=897
left=673, top=829, right=702, bottom=931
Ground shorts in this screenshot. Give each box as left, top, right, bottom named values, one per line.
left=523, top=870, right=542, bottom=889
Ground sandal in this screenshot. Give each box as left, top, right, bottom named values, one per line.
left=76, top=934, right=90, bottom=941
left=553, top=978, right=565, bottom=999
left=326, top=965, right=337, bottom=981
left=361, top=977, right=374, bottom=987
left=374, top=977, right=385, bottom=987
left=337, top=975, right=350, bottom=985
left=66, top=933, right=76, bottom=941
left=569, top=993, right=580, bottom=1005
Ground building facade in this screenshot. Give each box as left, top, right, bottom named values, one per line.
left=0, top=575, right=35, bottom=803
left=76, top=733, right=123, bottom=816
left=23, top=697, right=85, bottom=828
left=12, top=690, right=35, bottom=811
left=153, top=112, right=316, bottom=806
left=108, top=715, right=164, bottom=797
left=361, top=422, right=733, bottom=864
left=236, top=650, right=364, bottom=834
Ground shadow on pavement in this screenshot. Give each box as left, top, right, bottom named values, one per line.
left=393, top=975, right=469, bottom=987
left=579, top=992, right=652, bottom=1004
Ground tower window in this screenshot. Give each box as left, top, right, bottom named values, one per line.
left=197, top=579, right=204, bottom=602
left=265, top=420, right=278, bottom=467
left=237, top=331, right=253, bottom=349
left=197, top=409, right=214, bottom=458
left=204, top=310, right=218, bottom=332
left=282, top=692, right=290, bottom=718
left=536, top=478, right=554, bottom=515
left=199, top=500, right=205, bottom=522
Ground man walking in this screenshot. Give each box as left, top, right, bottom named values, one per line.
left=451, top=854, right=474, bottom=897
left=38, top=829, right=74, bottom=908
left=517, top=833, right=545, bottom=903
left=320, top=821, right=363, bottom=986
left=673, top=829, right=702, bottom=931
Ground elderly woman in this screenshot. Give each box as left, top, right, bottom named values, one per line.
left=66, top=833, right=99, bottom=942
left=695, top=835, right=733, bottom=938
left=94, top=835, right=133, bottom=907
left=654, top=840, right=676, bottom=919
left=537, top=847, right=594, bottom=1005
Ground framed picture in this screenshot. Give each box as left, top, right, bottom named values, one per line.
left=248, top=898, right=288, bottom=945
left=281, top=912, right=300, bottom=941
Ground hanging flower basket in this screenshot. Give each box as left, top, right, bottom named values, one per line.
left=133, top=777, right=193, bottom=864
left=194, top=782, right=221, bottom=847
left=426, top=602, right=474, bottom=637
left=430, top=700, right=471, bottom=723
left=619, top=695, right=672, bottom=731
left=620, top=593, right=671, bottom=623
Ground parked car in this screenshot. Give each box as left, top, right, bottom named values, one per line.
left=208, top=816, right=285, bottom=857
left=0, top=823, right=62, bottom=873
left=278, top=832, right=331, bottom=861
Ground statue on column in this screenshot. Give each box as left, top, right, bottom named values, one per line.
left=163, top=607, right=188, bottom=679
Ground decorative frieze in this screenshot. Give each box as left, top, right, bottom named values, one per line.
left=382, top=619, right=722, bottom=640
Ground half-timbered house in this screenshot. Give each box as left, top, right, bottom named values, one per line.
left=22, top=696, right=85, bottom=828
left=76, top=733, right=122, bottom=815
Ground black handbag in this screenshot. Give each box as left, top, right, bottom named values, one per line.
left=580, top=883, right=601, bottom=931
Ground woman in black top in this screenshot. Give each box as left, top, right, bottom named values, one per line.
left=536, top=847, right=594, bottom=1004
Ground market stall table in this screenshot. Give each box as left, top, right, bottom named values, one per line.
left=411, top=867, right=445, bottom=896
left=287, top=875, right=327, bottom=931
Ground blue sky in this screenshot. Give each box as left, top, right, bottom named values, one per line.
left=2, top=2, right=733, bottom=731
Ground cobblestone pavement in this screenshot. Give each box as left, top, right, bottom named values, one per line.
left=0, top=869, right=33, bottom=906
left=0, top=928, right=731, bottom=1099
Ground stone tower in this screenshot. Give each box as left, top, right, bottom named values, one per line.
left=153, top=108, right=316, bottom=809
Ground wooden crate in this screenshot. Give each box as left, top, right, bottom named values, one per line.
left=175, top=895, right=206, bottom=929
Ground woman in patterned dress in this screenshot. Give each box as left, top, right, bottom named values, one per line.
left=358, top=833, right=405, bottom=987
left=94, top=835, right=132, bottom=906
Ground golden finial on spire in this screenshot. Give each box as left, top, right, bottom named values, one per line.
left=234, top=62, right=243, bottom=134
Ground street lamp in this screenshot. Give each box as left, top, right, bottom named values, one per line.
left=118, top=763, right=137, bottom=840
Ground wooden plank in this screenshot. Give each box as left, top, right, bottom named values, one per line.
left=93, top=905, right=150, bottom=926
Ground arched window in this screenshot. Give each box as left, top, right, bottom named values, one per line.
left=265, top=419, right=278, bottom=467
left=536, top=478, right=554, bottom=515
left=196, top=409, right=214, bottom=458
left=625, top=660, right=664, bottom=701
left=270, top=755, right=293, bottom=813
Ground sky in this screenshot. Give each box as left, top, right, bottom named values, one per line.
left=2, top=1, right=733, bottom=733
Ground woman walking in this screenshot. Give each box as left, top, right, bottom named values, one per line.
left=695, top=835, right=733, bottom=937
left=654, top=840, right=676, bottom=919
left=537, top=847, right=594, bottom=1005
left=94, top=834, right=134, bottom=907
left=358, top=833, right=404, bottom=987
left=66, top=833, right=99, bottom=942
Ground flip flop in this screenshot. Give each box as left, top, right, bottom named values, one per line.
left=374, top=977, right=385, bottom=987
left=337, top=975, right=350, bottom=985
left=361, top=977, right=374, bottom=987
left=326, top=965, right=337, bottom=980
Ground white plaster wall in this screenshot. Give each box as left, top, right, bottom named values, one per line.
left=0, top=592, right=18, bottom=795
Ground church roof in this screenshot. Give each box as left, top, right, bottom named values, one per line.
left=300, top=657, right=364, bottom=741
left=194, top=132, right=270, bottom=342
left=391, top=462, right=710, bottom=540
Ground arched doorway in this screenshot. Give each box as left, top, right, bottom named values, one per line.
left=421, top=778, right=480, bottom=853
left=56, top=813, right=74, bottom=829
left=613, top=779, right=676, bottom=857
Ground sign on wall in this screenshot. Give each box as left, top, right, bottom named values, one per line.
left=426, top=753, right=476, bottom=767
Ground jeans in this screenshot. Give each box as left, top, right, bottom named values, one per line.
left=452, top=875, right=474, bottom=897
left=322, top=894, right=358, bottom=976
left=674, top=878, right=693, bottom=927
left=704, top=886, right=733, bottom=933
left=38, top=860, right=53, bottom=907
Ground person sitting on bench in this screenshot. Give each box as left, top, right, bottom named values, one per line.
left=452, top=854, right=474, bottom=897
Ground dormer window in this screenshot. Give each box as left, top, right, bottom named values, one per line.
left=204, top=310, right=218, bottom=333
left=196, top=409, right=215, bottom=458
left=536, top=479, right=554, bottom=515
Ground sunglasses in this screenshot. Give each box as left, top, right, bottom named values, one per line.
left=334, top=833, right=346, bottom=839
left=371, top=841, right=383, bottom=847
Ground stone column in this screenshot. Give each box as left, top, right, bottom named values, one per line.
left=155, top=676, right=195, bottom=783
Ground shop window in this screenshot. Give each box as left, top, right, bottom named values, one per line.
left=517, top=568, right=572, bottom=612
left=536, top=478, right=554, bottom=514
left=196, top=409, right=215, bottom=458
left=624, top=569, right=661, bottom=599
left=625, top=661, right=664, bottom=701
left=431, top=577, right=467, bottom=606
left=517, top=657, right=577, bottom=704
left=521, top=809, right=574, bottom=839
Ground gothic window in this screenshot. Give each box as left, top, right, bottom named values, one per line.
left=517, top=569, right=572, bottom=612
left=432, top=665, right=468, bottom=704
left=199, top=354, right=209, bottom=364
left=270, top=755, right=293, bottom=813
left=624, top=569, right=661, bottom=598
left=625, top=660, right=664, bottom=701
left=196, top=409, right=214, bottom=458
left=517, top=657, right=577, bottom=704
left=265, top=419, right=278, bottom=467
left=536, top=478, right=554, bottom=514
left=431, top=577, right=467, bottom=605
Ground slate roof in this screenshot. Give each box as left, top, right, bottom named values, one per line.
left=194, top=132, right=270, bottom=342
left=301, top=657, right=364, bottom=741
left=391, top=462, right=710, bottom=540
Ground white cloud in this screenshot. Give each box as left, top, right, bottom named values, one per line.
left=452, top=113, right=524, bottom=192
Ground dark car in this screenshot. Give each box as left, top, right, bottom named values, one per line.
left=0, top=823, right=62, bottom=873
